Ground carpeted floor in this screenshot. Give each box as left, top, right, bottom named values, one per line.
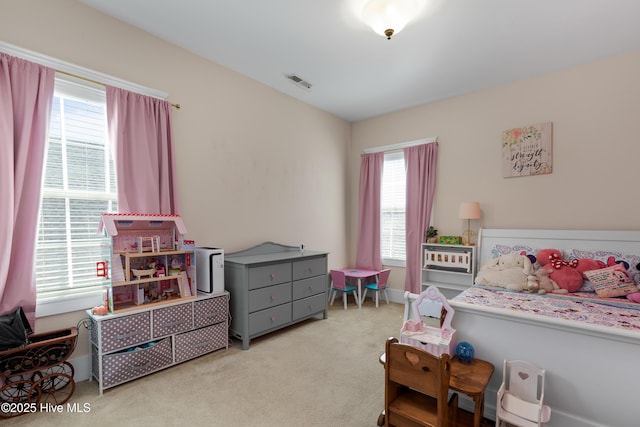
left=4, top=299, right=407, bottom=426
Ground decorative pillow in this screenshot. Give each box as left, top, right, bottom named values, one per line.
left=583, top=264, right=639, bottom=298
left=490, top=245, right=539, bottom=264
left=569, top=249, right=640, bottom=285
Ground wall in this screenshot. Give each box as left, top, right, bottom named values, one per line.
left=0, top=0, right=350, bottom=356
left=351, top=49, right=640, bottom=291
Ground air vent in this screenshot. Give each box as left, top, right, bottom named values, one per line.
left=286, top=74, right=312, bottom=90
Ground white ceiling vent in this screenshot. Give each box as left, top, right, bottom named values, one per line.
left=285, top=74, right=312, bottom=91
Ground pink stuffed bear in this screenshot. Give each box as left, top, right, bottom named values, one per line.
left=536, top=249, right=605, bottom=293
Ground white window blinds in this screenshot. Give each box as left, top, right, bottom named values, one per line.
left=35, top=76, right=117, bottom=300
left=381, top=151, right=406, bottom=263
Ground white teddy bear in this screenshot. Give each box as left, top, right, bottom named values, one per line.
left=475, top=253, right=533, bottom=291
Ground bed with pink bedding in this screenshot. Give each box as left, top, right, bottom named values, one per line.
left=449, top=228, right=640, bottom=427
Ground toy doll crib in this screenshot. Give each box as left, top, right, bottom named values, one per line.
left=0, top=327, right=78, bottom=418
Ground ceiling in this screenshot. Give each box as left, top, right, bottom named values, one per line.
left=78, top=0, right=640, bottom=122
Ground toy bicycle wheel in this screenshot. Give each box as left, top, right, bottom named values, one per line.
left=31, top=362, right=75, bottom=391
left=29, top=373, right=75, bottom=406
left=0, top=379, right=41, bottom=418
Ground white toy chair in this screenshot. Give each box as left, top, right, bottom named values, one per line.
left=496, top=359, right=551, bottom=427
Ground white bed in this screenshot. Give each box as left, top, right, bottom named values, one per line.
left=448, top=228, right=640, bottom=427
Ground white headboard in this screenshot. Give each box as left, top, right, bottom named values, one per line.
left=476, top=228, right=640, bottom=271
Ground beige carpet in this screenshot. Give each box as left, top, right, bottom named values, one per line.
left=5, top=299, right=404, bottom=427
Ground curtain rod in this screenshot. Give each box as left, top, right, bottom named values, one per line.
left=56, top=69, right=181, bottom=109
left=362, top=137, right=437, bottom=154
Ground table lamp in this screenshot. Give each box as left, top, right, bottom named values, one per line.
left=458, top=202, right=481, bottom=245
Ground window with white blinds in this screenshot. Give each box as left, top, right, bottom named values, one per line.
left=35, top=76, right=117, bottom=304
left=381, top=151, right=406, bottom=265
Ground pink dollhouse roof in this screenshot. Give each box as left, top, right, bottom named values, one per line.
left=98, top=213, right=187, bottom=236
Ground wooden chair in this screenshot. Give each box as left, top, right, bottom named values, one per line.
left=384, top=337, right=458, bottom=427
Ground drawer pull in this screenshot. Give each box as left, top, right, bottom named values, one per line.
left=270, top=295, right=276, bottom=301
left=204, top=310, right=223, bottom=319
left=116, top=330, right=142, bottom=340
left=271, top=316, right=276, bottom=322
left=308, top=267, right=313, bottom=273
left=194, top=340, right=214, bottom=349
left=161, top=320, right=188, bottom=329
left=270, top=273, right=276, bottom=280
left=130, top=360, right=150, bottom=371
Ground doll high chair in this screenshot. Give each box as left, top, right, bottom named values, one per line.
left=496, top=359, right=551, bottom=427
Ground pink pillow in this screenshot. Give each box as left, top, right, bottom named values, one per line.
left=583, top=264, right=639, bottom=298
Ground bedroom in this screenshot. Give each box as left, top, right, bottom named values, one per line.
left=1, top=0, right=639, bottom=425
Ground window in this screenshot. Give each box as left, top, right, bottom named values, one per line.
left=381, top=151, right=406, bottom=266
left=35, top=76, right=116, bottom=316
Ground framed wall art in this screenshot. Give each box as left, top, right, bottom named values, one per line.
left=502, top=122, right=552, bottom=178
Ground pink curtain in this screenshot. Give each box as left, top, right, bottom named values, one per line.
left=404, top=143, right=438, bottom=293
left=355, top=152, right=384, bottom=271
left=0, top=53, right=55, bottom=322
left=106, top=86, right=179, bottom=214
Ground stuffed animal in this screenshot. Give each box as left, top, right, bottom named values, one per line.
left=536, top=249, right=606, bottom=293
left=475, top=253, right=533, bottom=291
left=536, top=249, right=583, bottom=293
left=527, top=268, right=565, bottom=294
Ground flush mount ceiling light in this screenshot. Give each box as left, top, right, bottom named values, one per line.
left=362, top=0, right=421, bottom=40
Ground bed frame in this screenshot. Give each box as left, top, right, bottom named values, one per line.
left=449, top=228, right=640, bottom=427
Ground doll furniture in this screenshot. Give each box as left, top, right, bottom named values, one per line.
left=496, top=359, right=551, bottom=427
left=383, top=337, right=459, bottom=427
left=329, top=269, right=359, bottom=309
left=362, top=268, right=391, bottom=307
left=450, top=228, right=640, bottom=426
left=400, top=285, right=456, bottom=356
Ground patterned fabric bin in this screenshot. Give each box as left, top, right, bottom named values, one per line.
left=174, top=323, right=228, bottom=363
left=99, top=312, right=151, bottom=353
left=102, top=337, right=172, bottom=388
left=194, top=296, right=228, bottom=329
left=152, top=303, right=193, bottom=338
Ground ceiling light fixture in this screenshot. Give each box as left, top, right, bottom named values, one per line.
left=362, top=0, right=420, bottom=40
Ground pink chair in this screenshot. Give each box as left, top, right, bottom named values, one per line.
left=329, top=270, right=358, bottom=309
left=362, top=269, right=391, bottom=307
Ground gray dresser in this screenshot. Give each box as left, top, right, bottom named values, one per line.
left=224, top=242, right=328, bottom=349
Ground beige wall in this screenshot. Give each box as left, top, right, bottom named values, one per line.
left=0, top=1, right=351, bottom=345
left=351, top=49, right=640, bottom=291
left=3, top=1, right=640, bottom=344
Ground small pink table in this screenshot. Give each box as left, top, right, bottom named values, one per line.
left=337, top=268, right=381, bottom=308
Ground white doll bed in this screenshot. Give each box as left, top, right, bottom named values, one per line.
left=449, top=228, right=640, bottom=427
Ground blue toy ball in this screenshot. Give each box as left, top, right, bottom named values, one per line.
left=455, top=341, right=474, bottom=364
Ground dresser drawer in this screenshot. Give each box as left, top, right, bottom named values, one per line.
left=292, top=275, right=327, bottom=300
left=174, top=323, right=228, bottom=363
left=292, top=293, right=327, bottom=321
left=153, top=303, right=193, bottom=338
left=99, top=312, right=151, bottom=353
left=248, top=282, right=291, bottom=312
left=248, top=262, right=291, bottom=289
left=249, top=303, right=292, bottom=336
left=102, top=337, right=172, bottom=388
left=293, top=257, right=326, bottom=280
left=194, top=295, right=228, bottom=329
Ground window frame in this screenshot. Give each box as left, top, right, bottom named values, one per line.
left=36, top=75, right=114, bottom=317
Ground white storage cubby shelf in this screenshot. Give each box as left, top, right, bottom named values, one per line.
left=421, top=243, right=477, bottom=296
left=98, top=213, right=197, bottom=313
